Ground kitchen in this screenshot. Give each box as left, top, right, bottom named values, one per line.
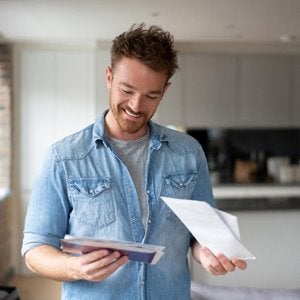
left=0, top=0, right=300, bottom=298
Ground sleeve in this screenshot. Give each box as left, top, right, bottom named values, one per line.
left=21, top=147, right=71, bottom=256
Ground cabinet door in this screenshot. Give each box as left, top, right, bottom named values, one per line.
left=96, top=48, right=110, bottom=115
left=185, top=54, right=238, bottom=127
left=18, top=49, right=96, bottom=190
left=154, top=55, right=186, bottom=127
left=19, top=50, right=56, bottom=190
left=238, top=56, right=290, bottom=127
left=53, top=51, right=96, bottom=140
left=291, top=56, right=300, bottom=126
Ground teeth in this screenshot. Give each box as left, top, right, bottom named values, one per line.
left=125, top=109, right=139, bottom=117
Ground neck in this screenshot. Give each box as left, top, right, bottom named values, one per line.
left=105, top=110, right=148, bottom=141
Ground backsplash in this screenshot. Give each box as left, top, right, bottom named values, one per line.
left=187, top=128, right=300, bottom=184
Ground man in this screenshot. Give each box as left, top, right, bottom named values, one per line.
left=22, top=24, right=246, bottom=299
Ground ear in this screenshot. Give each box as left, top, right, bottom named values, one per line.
left=106, top=66, right=113, bottom=89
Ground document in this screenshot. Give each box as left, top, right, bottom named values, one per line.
left=162, top=197, right=255, bottom=260
left=61, top=235, right=165, bottom=265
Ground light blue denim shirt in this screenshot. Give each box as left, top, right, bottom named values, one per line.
left=22, top=111, right=215, bottom=300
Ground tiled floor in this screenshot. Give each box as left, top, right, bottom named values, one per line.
left=9, top=276, right=61, bottom=300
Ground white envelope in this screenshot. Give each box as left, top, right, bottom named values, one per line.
left=162, top=197, right=255, bottom=260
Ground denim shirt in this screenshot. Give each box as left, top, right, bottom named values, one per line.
left=22, top=111, right=215, bottom=300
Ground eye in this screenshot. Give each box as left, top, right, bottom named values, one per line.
left=146, top=94, right=159, bottom=100
left=122, top=89, right=133, bottom=95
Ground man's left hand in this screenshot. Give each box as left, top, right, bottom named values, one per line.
left=192, top=242, right=247, bottom=275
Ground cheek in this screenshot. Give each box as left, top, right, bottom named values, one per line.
left=146, top=101, right=160, bottom=115
left=110, top=89, right=126, bottom=104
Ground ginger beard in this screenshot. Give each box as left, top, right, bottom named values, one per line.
left=109, top=98, right=153, bottom=135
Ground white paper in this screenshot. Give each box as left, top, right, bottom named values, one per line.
left=162, top=197, right=255, bottom=260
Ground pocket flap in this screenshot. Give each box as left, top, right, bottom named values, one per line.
left=164, top=172, right=197, bottom=189
left=68, top=178, right=111, bottom=196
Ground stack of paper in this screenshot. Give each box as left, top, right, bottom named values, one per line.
left=61, top=235, right=165, bottom=265
left=162, top=197, right=255, bottom=260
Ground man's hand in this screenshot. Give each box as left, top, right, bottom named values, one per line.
left=25, top=245, right=128, bottom=282
left=69, top=249, right=128, bottom=282
left=192, top=242, right=247, bottom=275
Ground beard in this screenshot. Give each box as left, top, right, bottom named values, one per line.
left=110, top=102, right=152, bottom=135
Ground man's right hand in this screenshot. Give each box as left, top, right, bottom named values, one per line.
left=69, top=249, right=129, bottom=282
left=25, top=245, right=128, bottom=282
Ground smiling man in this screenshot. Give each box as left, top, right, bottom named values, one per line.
left=105, top=57, right=169, bottom=140
left=22, top=24, right=246, bottom=300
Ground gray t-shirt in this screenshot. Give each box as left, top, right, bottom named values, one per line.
left=107, top=132, right=150, bottom=228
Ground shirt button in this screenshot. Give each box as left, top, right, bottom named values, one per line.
left=146, top=190, right=150, bottom=194
left=148, top=219, right=151, bottom=224
left=141, top=281, right=145, bottom=286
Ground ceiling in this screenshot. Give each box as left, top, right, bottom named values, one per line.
left=0, top=0, right=300, bottom=46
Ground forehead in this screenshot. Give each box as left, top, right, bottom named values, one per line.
left=112, top=57, right=168, bottom=89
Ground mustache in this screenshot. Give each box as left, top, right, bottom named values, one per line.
left=122, top=106, right=145, bottom=117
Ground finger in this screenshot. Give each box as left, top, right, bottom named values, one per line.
left=232, top=259, right=247, bottom=270
left=88, top=255, right=128, bottom=282
left=86, top=251, right=123, bottom=270
left=217, top=254, right=235, bottom=272
left=202, top=247, right=227, bottom=275
left=81, top=249, right=112, bottom=264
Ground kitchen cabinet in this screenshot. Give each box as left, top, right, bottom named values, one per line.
left=95, top=48, right=110, bottom=115
left=291, top=56, right=300, bottom=126
left=238, top=55, right=291, bottom=127
left=154, top=55, right=186, bottom=126
left=18, top=48, right=96, bottom=190
left=185, top=54, right=238, bottom=127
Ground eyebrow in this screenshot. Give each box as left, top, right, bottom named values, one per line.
left=119, top=81, right=163, bottom=95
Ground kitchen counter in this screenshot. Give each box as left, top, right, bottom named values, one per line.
left=212, top=184, right=300, bottom=210
left=213, top=183, right=300, bottom=199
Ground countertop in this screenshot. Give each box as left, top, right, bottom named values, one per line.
left=212, top=183, right=300, bottom=210
left=213, top=183, right=300, bottom=199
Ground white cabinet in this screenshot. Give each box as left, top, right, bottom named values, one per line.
left=291, top=56, right=300, bottom=126
left=238, top=55, right=291, bottom=127
left=185, top=54, right=238, bottom=127
left=154, top=55, right=186, bottom=127
left=18, top=48, right=96, bottom=190
left=95, top=48, right=110, bottom=115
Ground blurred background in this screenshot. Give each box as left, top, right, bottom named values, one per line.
left=0, top=0, right=300, bottom=298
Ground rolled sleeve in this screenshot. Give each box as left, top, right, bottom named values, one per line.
left=22, top=147, right=71, bottom=256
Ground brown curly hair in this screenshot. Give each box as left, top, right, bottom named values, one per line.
left=111, top=23, right=178, bottom=80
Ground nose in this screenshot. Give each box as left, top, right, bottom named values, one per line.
left=127, top=94, right=143, bottom=112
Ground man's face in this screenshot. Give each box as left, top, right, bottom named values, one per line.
left=105, top=57, right=169, bottom=140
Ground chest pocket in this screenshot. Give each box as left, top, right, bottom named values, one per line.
left=162, top=171, right=197, bottom=223
left=163, top=171, right=197, bottom=198
left=68, top=177, right=115, bottom=229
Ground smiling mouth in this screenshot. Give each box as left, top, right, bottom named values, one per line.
left=123, top=108, right=142, bottom=118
